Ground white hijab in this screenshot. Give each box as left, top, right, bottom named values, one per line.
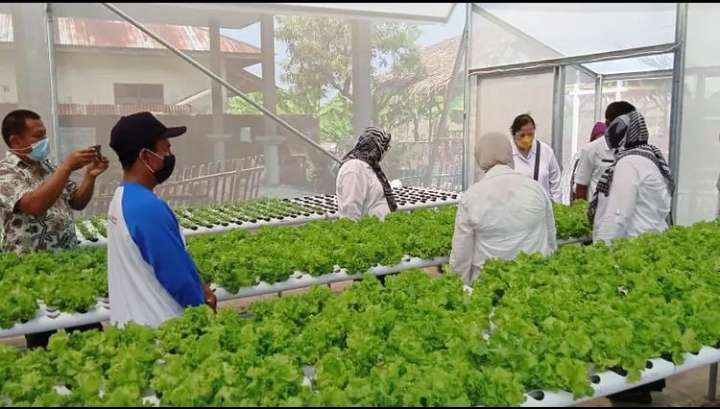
left=475, top=132, right=515, bottom=172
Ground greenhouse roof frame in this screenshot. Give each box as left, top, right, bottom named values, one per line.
left=472, top=3, right=678, bottom=78
left=46, top=3, right=459, bottom=27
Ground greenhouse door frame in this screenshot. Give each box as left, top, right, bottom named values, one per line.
left=463, top=66, right=562, bottom=190
left=464, top=42, right=681, bottom=191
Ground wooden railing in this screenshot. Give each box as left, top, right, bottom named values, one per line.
left=78, top=155, right=264, bottom=216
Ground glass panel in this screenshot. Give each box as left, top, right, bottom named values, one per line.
left=475, top=3, right=676, bottom=69
left=50, top=3, right=467, bottom=219
left=375, top=6, right=467, bottom=191
left=600, top=77, right=673, bottom=157
left=470, top=71, right=555, bottom=184
left=0, top=4, right=53, bottom=159
left=561, top=67, right=597, bottom=204
left=677, top=3, right=720, bottom=225
left=470, top=5, right=561, bottom=70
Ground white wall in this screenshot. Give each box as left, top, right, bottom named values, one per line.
left=0, top=49, right=17, bottom=103
left=55, top=52, right=213, bottom=105
left=0, top=49, right=228, bottom=107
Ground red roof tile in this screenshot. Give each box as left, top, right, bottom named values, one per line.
left=0, top=14, right=260, bottom=55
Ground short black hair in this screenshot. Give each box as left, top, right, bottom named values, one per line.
left=605, top=101, right=636, bottom=124
left=510, top=114, right=536, bottom=135
left=2, top=109, right=41, bottom=145
left=119, top=140, right=158, bottom=170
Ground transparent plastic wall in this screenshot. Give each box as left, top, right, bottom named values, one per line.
left=0, top=3, right=53, bottom=159
left=561, top=67, right=596, bottom=204
left=677, top=3, right=720, bottom=225
left=601, top=75, right=673, bottom=158
left=472, top=72, right=555, bottom=167
left=473, top=3, right=676, bottom=70
left=468, top=3, right=677, bottom=193
left=48, top=3, right=466, bottom=217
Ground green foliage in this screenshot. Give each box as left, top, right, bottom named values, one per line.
left=2, top=216, right=720, bottom=406
left=553, top=199, right=592, bottom=240
left=274, top=15, right=444, bottom=143
left=4, top=203, right=594, bottom=330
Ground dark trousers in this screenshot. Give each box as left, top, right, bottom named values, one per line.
left=24, top=322, right=104, bottom=350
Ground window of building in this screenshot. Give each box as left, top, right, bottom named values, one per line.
left=113, top=83, right=164, bottom=105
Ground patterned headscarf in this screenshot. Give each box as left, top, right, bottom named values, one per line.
left=341, top=126, right=397, bottom=211
left=588, top=111, right=675, bottom=224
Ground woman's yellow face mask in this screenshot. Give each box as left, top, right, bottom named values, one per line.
left=514, top=131, right=535, bottom=150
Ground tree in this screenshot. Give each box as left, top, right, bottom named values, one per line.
left=274, top=15, right=422, bottom=140
left=227, top=90, right=350, bottom=143
left=227, top=90, right=319, bottom=115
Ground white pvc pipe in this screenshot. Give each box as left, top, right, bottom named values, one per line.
left=519, top=352, right=708, bottom=407
left=5, top=346, right=720, bottom=407
left=213, top=256, right=449, bottom=301
left=0, top=301, right=110, bottom=339
left=0, top=257, right=448, bottom=339
left=77, top=189, right=461, bottom=246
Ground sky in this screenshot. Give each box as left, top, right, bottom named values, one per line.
left=219, top=5, right=467, bottom=90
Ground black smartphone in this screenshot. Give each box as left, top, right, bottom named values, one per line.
left=90, top=145, right=102, bottom=159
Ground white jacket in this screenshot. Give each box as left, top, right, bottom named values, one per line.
left=450, top=165, right=558, bottom=286
left=336, top=159, right=391, bottom=221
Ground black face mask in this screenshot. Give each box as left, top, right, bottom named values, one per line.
left=154, top=154, right=176, bottom=184
left=144, top=150, right=176, bottom=185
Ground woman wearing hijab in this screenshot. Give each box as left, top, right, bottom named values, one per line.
left=590, top=110, right=674, bottom=244
left=449, top=132, right=557, bottom=287
left=336, top=126, right=396, bottom=221
left=590, top=112, right=673, bottom=404
left=509, top=114, right=562, bottom=202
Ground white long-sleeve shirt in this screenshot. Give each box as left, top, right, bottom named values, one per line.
left=449, top=164, right=558, bottom=286
left=336, top=159, right=390, bottom=221
left=512, top=140, right=562, bottom=202
left=574, top=137, right=615, bottom=199
left=594, top=155, right=672, bottom=243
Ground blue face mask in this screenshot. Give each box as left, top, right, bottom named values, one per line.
left=13, top=139, right=50, bottom=162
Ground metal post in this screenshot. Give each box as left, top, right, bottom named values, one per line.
left=668, top=3, right=688, bottom=223
left=709, top=363, right=718, bottom=401
left=14, top=3, right=55, bottom=160
left=461, top=2, right=474, bottom=191
left=424, top=23, right=467, bottom=187
left=594, top=75, right=603, bottom=123
left=352, top=20, right=372, bottom=139
left=46, top=3, right=60, bottom=163
left=571, top=76, right=580, bottom=159
left=551, top=65, right=566, bottom=169
left=209, top=20, right=223, bottom=135
left=99, top=2, right=341, bottom=165
left=260, top=14, right=282, bottom=186
left=261, top=14, right=278, bottom=138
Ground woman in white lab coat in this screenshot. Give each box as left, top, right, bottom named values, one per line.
left=589, top=111, right=674, bottom=244
left=510, top=114, right=563, bottom=202
left=449, top=132, right=558, bottom=287
left=336, top=126, right=396, bottom=221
